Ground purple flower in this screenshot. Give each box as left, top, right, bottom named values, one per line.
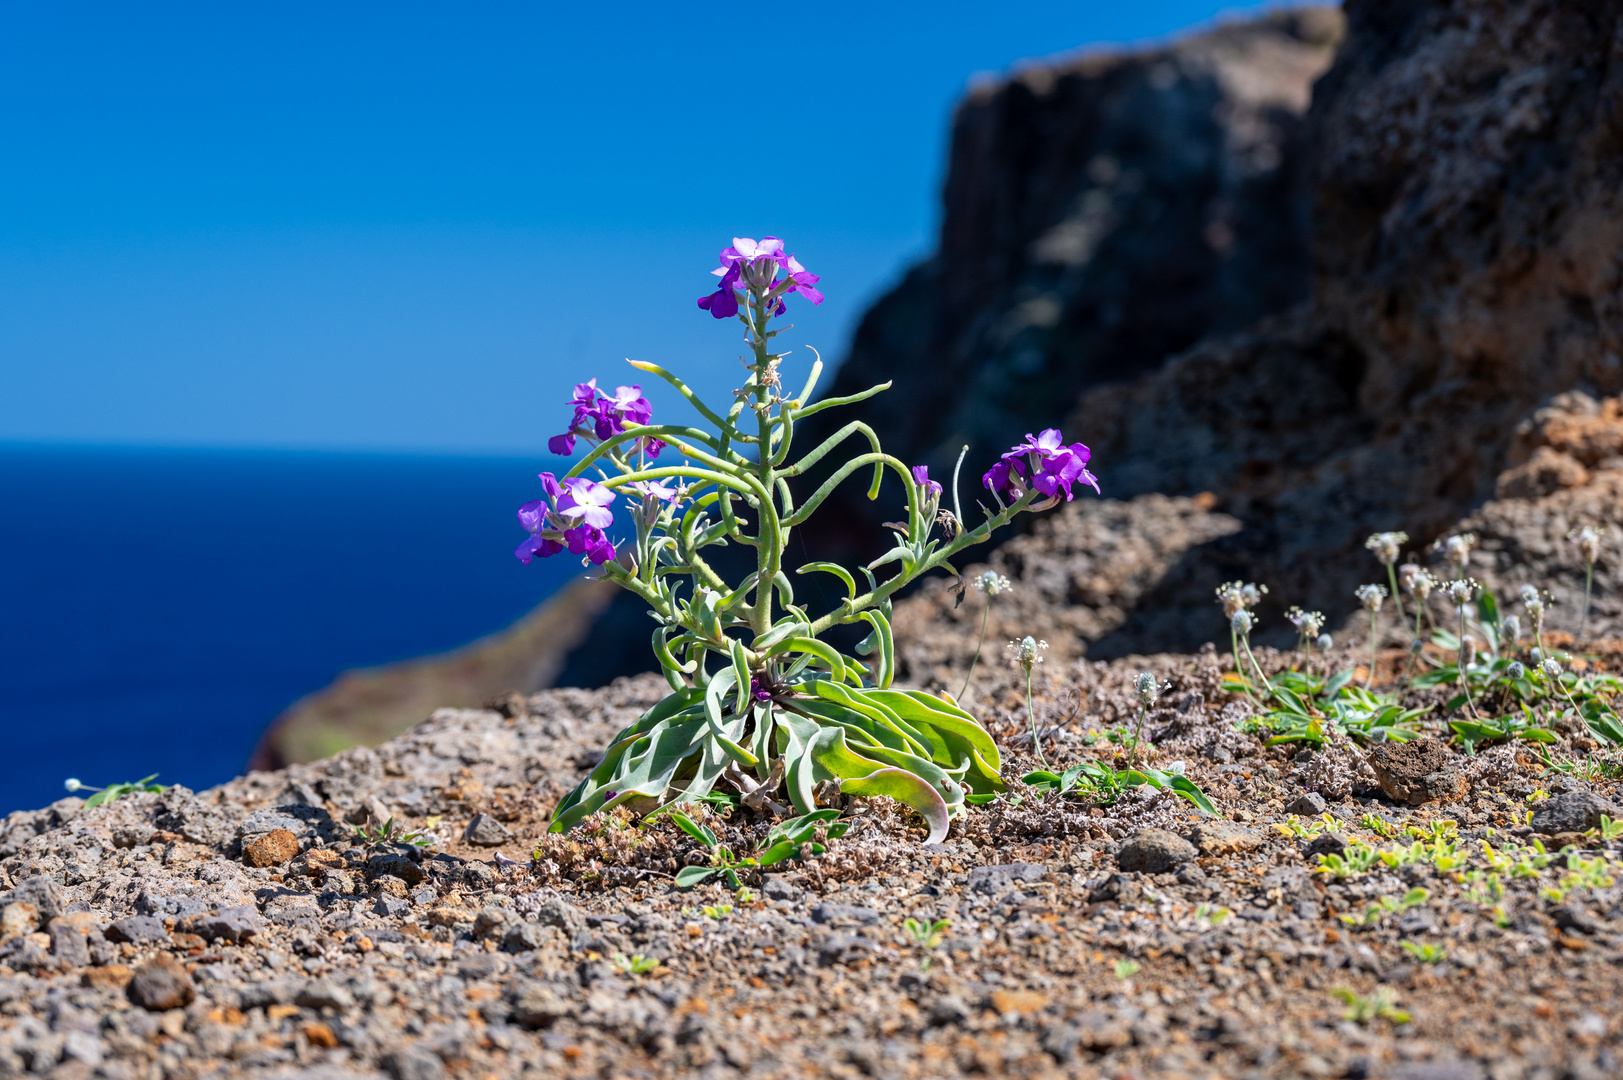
left=697, top=236, right=825, bottom=316
left=628, top=479, right=680, bottom=504
left=984, top=429, right=1099, bottom=502
left=911, top=465, right=942, bottom=500
left=698, top=286, right=739, bottom=320
left=784, top=254, right=824, bottom=306
left=749, top=676, right=774, bottom=702
left=514, top=472, right=618, bottom=566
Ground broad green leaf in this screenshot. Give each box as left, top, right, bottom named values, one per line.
left=675, top=866, right=718, bottom=888
left=840, top=767, right=951, bottom=845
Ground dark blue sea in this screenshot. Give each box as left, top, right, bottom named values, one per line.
left=0, top=445, right=576, bottom=816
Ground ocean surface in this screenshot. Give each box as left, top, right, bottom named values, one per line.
left=0, top=444, right=577, bottom=816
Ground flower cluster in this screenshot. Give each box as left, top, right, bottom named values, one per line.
left=982, top=429, right=1100, bottom=504
left=515, top=473, right=619, bottom=566
left=548, top=379, right=664, bottom=459
left=697, top=236, right=823, bottom=320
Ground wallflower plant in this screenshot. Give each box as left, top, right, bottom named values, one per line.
left=523, top=236, right=1100, bottom=842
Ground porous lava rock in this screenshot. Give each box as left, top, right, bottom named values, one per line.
left=1365, top=738, right=1467, bottom=806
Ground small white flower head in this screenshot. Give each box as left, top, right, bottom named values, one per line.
left=1215, top=581, right=1266, bottom=619
left=1507, top=660, right=1526, bottom=681
left=1541, top=657, right=1564, bottom=679
left=1008, top=635, right=1048, bottom=672
left=1135, top=671, right=1161, bottom=708
left=1316, top=633, right=1333, bottom=651
left=1397, top=562, right=1423, bottom=594
left=1409, top=569, right=1438, bottom=601
left=63, top=778, right=82, bottom=793
left=1365, top=531, right=1408, bottom=567
left=1569, top=525, right=1601, bottom=565
left=1445, top=578, right=1479, bottom=606
left=1286, top=606, right=1325, bottom=638
left=1231, top=609, right=1254, bottom=635
left=1520, top=584, right=1548, bottom=632
left=1501, top=614, right=1521, bottom=645
left=974, top=571, right=1012, bottom=597
left=1434, top=532, right=1477, bottom=572
left=1530, top=646, right=1545, bottom=664
left=1354, top=583, right=1387, bottom=612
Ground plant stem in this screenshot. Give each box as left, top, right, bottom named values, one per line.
left=1240, top=632, right=1275, bottom=697
left=1581, top=561, right=1594, bottom=643
left=1365, top=611, right=1378, bottom=690
left=1026, top=666, right=1048, bottom=768
left=957, top=599, right=991, bottom=703
left=1458, top=606, right=1482, bottom=721
left=1386, top=562, right=1404, bottom=629
left=1230, top=629, right=1256, bottom=702
left=1128, top=703, right=1147, bottom=770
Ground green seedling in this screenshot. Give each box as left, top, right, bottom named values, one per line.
left=1592, top=815, right=1623, bottom=842
left=1316, top=844, right=1379, bottom=879
left=1462, top=871, right=1505, bottom=906
left=353, top=817, right=433, bottom=849
left=1276, top=813, right=1343, bottom=840
left=1400, top=940, right=1446, bottom=964
left=903, top=916, right=951, bottom=971
left=1334, top=987, right=1410, bottom=1025
left=1114, top=958, right=1140, bottom=980
left=667, top=807, right=850, bottom=889
left=1360, top=814, right=1399, bottom=839
left=701, top=904, right=732, bottom=919
left=1193, top=903, right=1231, bottom=927
left=734, top=887, right=758, bottom=904
left=1543, top=853, right=1615, bottom=903
left=1022, top=760, right=1217, bottom=816
left=610, top=953, right=661, bottom=976
left=65, top=775, right=167, bottom=809
left=1342, top=887, right=1429, bottom=927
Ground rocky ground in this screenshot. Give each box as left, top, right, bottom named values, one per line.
left=6, top=630, right=1623, bottom=1080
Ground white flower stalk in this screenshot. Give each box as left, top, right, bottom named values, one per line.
left=957, top=570, right=1014, bottom=703
left=1568, top=526, right=1600, bottom=641
left=1355, top=584, right=1387, bottom=688
left=1129, top=671, right=1162, bottom=769
left=1008, top=636, right=1050, bottom=768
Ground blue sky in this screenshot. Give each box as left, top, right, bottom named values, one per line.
left=0, top=1, right=1277, bottom=454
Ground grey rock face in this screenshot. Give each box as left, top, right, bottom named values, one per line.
left=462, top=813, right=514, bottom=847
left=1116, top=829, right=1198, bottom=873
left=966, top=862, right=1049, bottom=894
left=1531, top=791, right=1623, bottom=835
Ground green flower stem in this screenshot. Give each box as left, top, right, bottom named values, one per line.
left=1229, top=629, right=1257, bottom=703
left=804, top=490, right=1035, bottom=638
left=626, top=359, right=752, bottom=443
left=782, top=451, right=914, bottom=527
left=1581, top=561, right=1594, bottom=643
left=1365, top=611, right=1378, bottom=689
left=1128, top=703, right=1148, bottom=770
left=1026, top=665, right=1048, bottom=768
left=784, top=380, right=891, bottom=421
left=957, top=599, right=991, bottom=703
left=1457, top=606, right=1483, bottom=722
left=1240, top=632, right=1275, bottom=697
left=778, top=420, right=887, bottom=479
left=1386, top=562, right=1404, bottom=632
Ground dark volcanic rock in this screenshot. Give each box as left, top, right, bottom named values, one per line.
left=1531, top=791, right=1623, bottom=835
left=127, top=955, right=195, bottom=1011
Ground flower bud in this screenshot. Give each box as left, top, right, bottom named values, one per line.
left=1136, top=672, right=1161, bottom=708
left=1317, top=633, right=1333, bottom=651
left=1530, top=647, right=1544, bottom=664
left=1008, top=635, right=1048, bottom=671
left=1500, top=614, right=1520, bottom=645
left=974, top=571, right=1012, bottom=597
left=64, top=778, right=81, bottom=793
left=1231, top=609, right=1253, bottom=635
left=1541, top=658, right=1563, bottom=679
left=1507, top=661, right=1526, bottom=680
left=1365, top=531, right=1408, bottom=567
left=1569, top=525, right=1601, bottom=565
left=1410, top=639, right=1425, bottom=655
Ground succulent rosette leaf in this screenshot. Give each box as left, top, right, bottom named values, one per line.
left=522, top=234, right=1096, bottom=842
